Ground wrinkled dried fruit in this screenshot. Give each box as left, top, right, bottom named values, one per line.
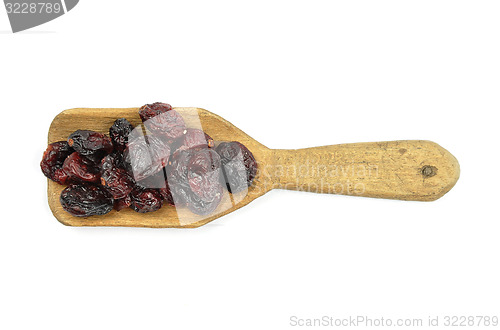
left=68, top=130, right=113, bottom=156
left=114, top=195, right=132, bottom=211
left=167, top=149, right=196, bottom=185
left=101, top=152, right=126, bottom=172
left=216, top=141, right=257, bottom=193
left=101, top=167, right=135, bottom=199
left=60, top=184, right=114, bottom=217
left=43, top=102, right=258, bottom=219
left=109, top=118, right=134, bottom=151
left=53, top=169, right=71, bottom=185
left=124, top=136, right=170, bottom=181
left=187, top=184, right=223, bottom=216
left=40, top=141, right=74, bottom=184
left=136, top=169, right=167, bottom=189
left=159, top=183, right=175, bottom=206
left=166, top=147, right=223, bottom=213
left=168, top=184, right=190, bottom=207
left=129, top=187, right=163, bottom=213
left=136, top=168, right=176, bottom=205
left=82, top=152, right=107, bottom=165
left=62, top=152, right=101, bottom=183
left=139, top=102, right=186, bottom=140
left=187, top=148, right=222, bottom=201
left=138, top=102, right=173, bottom=122
left=171, top=128, right=214, bottom=152
left=166, top=149, right=196, bottom=205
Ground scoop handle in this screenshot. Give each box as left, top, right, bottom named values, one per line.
left=268, top=140, right=459, bottom=201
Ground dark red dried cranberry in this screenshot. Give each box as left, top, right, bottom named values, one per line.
left=101, top=152, right=126, bottom=172
left=167, top=149, right=197, bottom=184
left=124, top=136, right=170, bottom=181
left=139, top=103, right=186, bottom=140
left=101, top=167, right=135, bottom=199
left=171, top=128, right=214, bottom=153
left=109, top=118, right=134, bottom=151
left=129, top=187, right=163, bottom=213
left=159, top=183, right=175, bottom=206
left=168, top=184, right=191, bottom=206
left=41, top=141, right=74, bottom=184
left=68, top=130, right=113, bottom=156
left=101, top=155, right=113, bottom=172
left=60, top=184, right=114, bottom=217
left=82, top=152, right=107, bottom=165
left=187, top=148, right=223, bottom=201
left=114, top=195, right=132, bottom=211
left=166, top=147, right=223, bottom=212
left=186, top=184, right=223, bottom=216
left=138, top=102, right=173, bottom=122
left=62, top=152, right=101, bottom=183
left=140, top=169, right=175, bottom=205
left=166, top=149, right=196, bottom=205
left=216, top=141, right=257, bottom=193
left=136, top=168, right=166, bottom=189
left=52, top=169, right=71, bottom=185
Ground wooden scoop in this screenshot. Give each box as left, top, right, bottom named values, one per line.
left=47, top=107, right=460, bottom=228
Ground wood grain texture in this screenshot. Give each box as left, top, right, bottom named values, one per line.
left=271, top=141, right=459, bottom=201
left=47, top=107, right=459, bottom=228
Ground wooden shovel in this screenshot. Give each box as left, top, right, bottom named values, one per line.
left=47, top=107, right=460, bottom=228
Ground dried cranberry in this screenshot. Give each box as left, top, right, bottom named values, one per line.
left=101, top=167, right=135, bottom=199
left=82, top=152, right=107, bottom=165
left=60, top=184, right=114, bottom=217
left=169, top=184, right=191, bottom=206
left=216, top=141, right=257, bottom=193
left=114, top=195, right=132, bottom=211
left=166, top=149, right=196, bottom=205
left=167, top=149, right=196, bottom=185
left=62, top=152, right=101, bottom=183
left=53, top=169, right=71, bottom=185
left=171, top=128, right=214, bottom=153
left=124, top=135, right=170, bottom=181
left=109, top=118, right=134, bottom=151
left=68, top=130, right=113, bottom=156
left=129, top=187, right=163, bottom=213
left=166, top=147, right=223, bottom=213
left=136, top=169, right=167, bottom=189
left=187, top=148, right=223, bottom=201
left=101, top=152, right=126, bottom=172
left=159, top=183, right=175, bottom=206
left=40, top=141, right=74, bottom=184
left=139, top=102, right=186, bottom=140
left=187, top=184, right=223, bottom=216
left=138, top=102, right=173, bottom=122
left=137, top=168, right=176, bottom=205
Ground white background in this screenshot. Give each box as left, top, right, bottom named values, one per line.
left=1, top=1, right=499, bottom=329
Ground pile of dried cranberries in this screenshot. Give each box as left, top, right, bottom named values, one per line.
left=41, top=102, right=257, bottom=217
